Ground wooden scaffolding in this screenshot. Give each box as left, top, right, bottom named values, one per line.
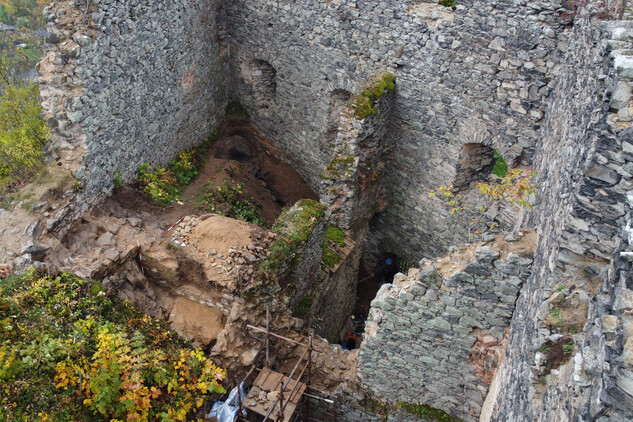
left=230, top=307, right=338, bottom=422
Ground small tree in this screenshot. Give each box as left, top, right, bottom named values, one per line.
left=429, top=168, right=536, bottom=241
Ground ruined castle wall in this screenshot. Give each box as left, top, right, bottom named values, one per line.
left=487, top=13, right=633, bottom=421
left=225, top=0, right=571, bottom=261
left=320, top=84, right=394, bottom=233
left=40, top=0, right=228, bottom=195
left=358, top=244, right=532, bottom=422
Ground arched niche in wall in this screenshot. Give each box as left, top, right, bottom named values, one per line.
left=453, top=143, right=505, bottom=192
left=242, top=58, right=277, bottom=110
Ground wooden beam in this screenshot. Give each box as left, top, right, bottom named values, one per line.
left=247, top=325, right=323, bottom=353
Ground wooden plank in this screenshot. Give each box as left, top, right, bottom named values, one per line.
left=244, top=368, right=307, bottom=421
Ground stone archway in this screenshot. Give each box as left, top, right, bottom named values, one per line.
left=453, top=143, right=500, bottom=192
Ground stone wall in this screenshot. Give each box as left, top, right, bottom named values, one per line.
left=358, top=240, right=533, bottom=422
left=320, top=73, right=395, bottom=233
left=225, top=0, right=572, bottom=262
left=39, top=0, right=228, bottom=196
left=486, top=10, right=633, bottom=422
left=253, top=199, right=361, bottom=342
left=34, top=1, right=633, bottom=420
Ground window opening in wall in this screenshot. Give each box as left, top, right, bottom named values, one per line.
left=453, top=143, right=504, bottom=192
left=248, top=58, right=276, bottom=109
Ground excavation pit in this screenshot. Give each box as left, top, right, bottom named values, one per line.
left=111, top=114, right=317, bottom=228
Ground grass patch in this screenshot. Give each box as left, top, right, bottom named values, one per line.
left=0, top=269, right=226, bottom=421
left=294, top=294, right=313, bottom=319
left=19, top=44, right=43, bottom=65
left=349, top=73, right=396, bottom=120
left=538, top=344, right=551, bottom=354
left=136, top=130, right=219, bottom=204
left=438, top=0, right=457, bottom=10
left=563, top=340, right=574, bottom=355
left=195, top=179, right=265, bottom=226
left=536, top=336, right=574, bottom=376
left=322, top=248, right=342, bottom=268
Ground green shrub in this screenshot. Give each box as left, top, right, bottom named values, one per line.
left=137, top=162, right=181, bottom=204
left=0, top=0, right=47, bottom=29
left=0, top=270, right=226, bottom=421
left=0, top=80, right=49, bottom=193
left=492, top=152, right=508, bottom=177
left=113, top=170, right=124, bottom=189
left=135, top=131, right=219, bottom=204
left=195, top=179, right=265, bottom=226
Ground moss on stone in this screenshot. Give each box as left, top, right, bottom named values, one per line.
left=364, top=399, right=461, bottom=421
left=349, top=72, right=396, bottom=120
left=322, top=154, right=356, bottom=179
left=322, top=247, right=342, bottom=268
left=397, top=401, right=462, bottom=422
left=325, top=225, right=346, bottom=247
left=258, top=199, right=326, bottom=279
left=294, top=293, right=313, bottom=319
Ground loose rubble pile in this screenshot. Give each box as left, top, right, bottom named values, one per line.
left=172, top=216, right=270, bottom=289
left=164, top=214, right=272, bottom=292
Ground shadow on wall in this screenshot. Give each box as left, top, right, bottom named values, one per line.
left=328, top=89, right=352, bottom=138
left=321, top=89, right=352, bottom=160
left=240, top=58, right=277, bottom=110
left=453, top=143, right=497, bottom=192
